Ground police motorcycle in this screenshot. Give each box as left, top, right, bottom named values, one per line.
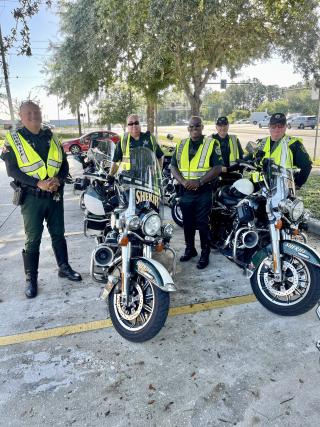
left=74, top=140, right=115, bottom=210
left=210, top=147, right=320, bottom=316
left=84, top=146, right=176, bottom=342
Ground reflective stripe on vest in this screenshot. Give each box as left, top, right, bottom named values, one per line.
left=251, top=135, right=299, bottom=183
left=176, top=137, right=216, bottom=180
left=120, top=132, right=156, bottom=171
left=229, top=134, right=239, bottom=164
left=5, top=131, right=63, bottom=180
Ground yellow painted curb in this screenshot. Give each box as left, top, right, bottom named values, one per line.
left=0, top=294, right=256, bottom=347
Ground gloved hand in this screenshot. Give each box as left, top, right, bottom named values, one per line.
left=106, top=175, right=115, bottom=184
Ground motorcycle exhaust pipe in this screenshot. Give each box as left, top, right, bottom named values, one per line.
left=241, top=230, right=259, bottom=249
left=92, top=244, right=114, bottom=267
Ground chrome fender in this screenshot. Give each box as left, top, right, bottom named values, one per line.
left=133, top=257, right=176, bottom=292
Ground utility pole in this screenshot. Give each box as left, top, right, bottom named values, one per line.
left=314, top=88, right=320, bottom=161
left=0, top=24, right=15, bottom=122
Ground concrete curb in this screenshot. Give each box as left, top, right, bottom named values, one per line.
left=308, top=218, right=320, bottom=236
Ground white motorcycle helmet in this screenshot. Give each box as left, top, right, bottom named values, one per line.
left=230, top=178, right=254, bottom=197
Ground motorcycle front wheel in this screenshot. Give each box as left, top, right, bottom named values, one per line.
left=171, top=199, right=183, bottom=227
left=108, top=273, right=170, bottom=342
left=251, top=254, right=320, bottom=316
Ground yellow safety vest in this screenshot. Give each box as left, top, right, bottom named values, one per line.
left=228, top=135, right=239, bottom=164
left=120, top=132, right=156, bottom=171
left=5, top=131, right=63, bottom=180
left=251, top=135, right=301, bottom=183
left=176, top=137, right=219, bottom=180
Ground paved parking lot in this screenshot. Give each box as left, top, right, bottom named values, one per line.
left=1, top=158, right=320, bottom=427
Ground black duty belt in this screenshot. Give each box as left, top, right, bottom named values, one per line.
left=24, top=187, right=55, bottom=199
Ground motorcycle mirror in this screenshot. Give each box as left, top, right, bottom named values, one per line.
left=166, top=133, right=174, bottom=141
left=246, top=141, right=258, bottom=154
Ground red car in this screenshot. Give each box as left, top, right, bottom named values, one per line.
left=62, top=131, right=120, bottom=154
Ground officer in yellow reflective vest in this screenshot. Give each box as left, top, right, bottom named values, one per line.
left=251, top=113, right=312, bottom=188
left=171, top=116, right=227, bottom=269
left=212, top=116, right=243, bottom=168
left=108, top=114, right=164, bottom=178
left=1, top=101, right=81, bottom=299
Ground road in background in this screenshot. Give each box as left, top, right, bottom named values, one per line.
left=155, top=124, right=319, bottom=158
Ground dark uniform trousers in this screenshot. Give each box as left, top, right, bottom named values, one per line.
left=179, top=189, right=212, bottom=250
left=21, top=192, right=68, bottom=265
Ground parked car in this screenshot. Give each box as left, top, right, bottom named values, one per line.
left=175, top=119, right=189, bottom=126
left=62, top=131, right=120, bottom=154
left=249, top=111, right=269, bottom=125
left=258, top=116, right=271, bottom=128
left=235, top=118, right=250, bottom=124
left=287, top=116, right=317, bottom=129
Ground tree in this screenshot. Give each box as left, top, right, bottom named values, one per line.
left=95, top=84, right=142, bottom=129
left=1, top=0, right=52, bottom=55
left=149, top=0, right=320, bottom=114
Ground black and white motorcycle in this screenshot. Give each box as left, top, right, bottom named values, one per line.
left=210, top=147, right=320, bottom=316
left=83, top=147, right=176, bottom=342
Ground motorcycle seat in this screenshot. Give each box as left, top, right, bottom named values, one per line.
left=217, top=185, right=243, bottom=207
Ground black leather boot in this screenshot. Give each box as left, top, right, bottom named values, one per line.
left=197, top=247, right=210, bottom=269
left=22, top=250, right=39, bottom=298
left=180, top=246, right=198, bottom=262
left=58, top=263, right=82, bottom=281
left=53, top=240, right=82, bottom=282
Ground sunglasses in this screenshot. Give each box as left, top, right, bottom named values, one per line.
left=127, top=121, right=140, bottom=126
left=269, top=124, right=285, bottom=129
left=188, top=124, right=202, bottom=129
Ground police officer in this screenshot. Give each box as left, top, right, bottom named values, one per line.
left=212, top=116, right=244, bottom=168
left=1, top=100, right=82, bottom=299
left=252, top=113, right=312, bottom=188
left=171, top=116, right=226, bottom=269
left=108, top=114, right=163, bottom=177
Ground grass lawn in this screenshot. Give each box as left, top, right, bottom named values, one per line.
left=297, top=173, right=320, bottom=220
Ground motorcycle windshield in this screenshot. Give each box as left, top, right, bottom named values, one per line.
left=87, top=139, right=115, bottom=165
left=267, top=164, right=293, bottom=209
left=121, top=146, right=163, bottom=197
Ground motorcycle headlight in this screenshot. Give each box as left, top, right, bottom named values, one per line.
left=127, top=215, right=141, bottom=231
left=290, top=199, right=304, bottom=221
left=142, top=213, right=161, bottom=236
left=163, top=223, right=174, bottom=237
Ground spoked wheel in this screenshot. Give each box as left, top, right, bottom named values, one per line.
left=70, top=144, right=81, bottom=154
left=251, top=254, right=320, bottom=316
left=171, top=199, right=183, bottom=227
left=108, top=273, right=170, bottom=342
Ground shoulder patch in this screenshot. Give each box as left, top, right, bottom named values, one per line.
left=215, top=145, right=221, bottom=155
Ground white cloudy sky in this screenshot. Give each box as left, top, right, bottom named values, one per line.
left=0, top=1, right=304, bottom=121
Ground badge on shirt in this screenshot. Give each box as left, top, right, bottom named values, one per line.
left=215, top=146, right=221, bottom=155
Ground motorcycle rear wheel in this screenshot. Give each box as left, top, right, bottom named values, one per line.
left=108, top=273, right=170, bottom=342
left=251, top=254, right=320, bottom=316
left=171, top=199, right=183, bottom=227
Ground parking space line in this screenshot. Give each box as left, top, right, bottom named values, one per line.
left=0, top=294, right=256, bottom=347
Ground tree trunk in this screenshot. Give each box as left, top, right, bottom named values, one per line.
left=76, top=105, right=82, bottom=136
left=85, top=102, right=91, bottom=127
left=187, top=92, right=202, bottom=116
left=146, top=100, right=155, bottom=133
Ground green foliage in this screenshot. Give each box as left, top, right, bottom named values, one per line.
left=297, top=175, right=320, bottom=219
left=228, top=109, right=251, bottom=123
left=95, top=85, right=142, bottom=128
left=258, top=99, right=289, bottom=115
